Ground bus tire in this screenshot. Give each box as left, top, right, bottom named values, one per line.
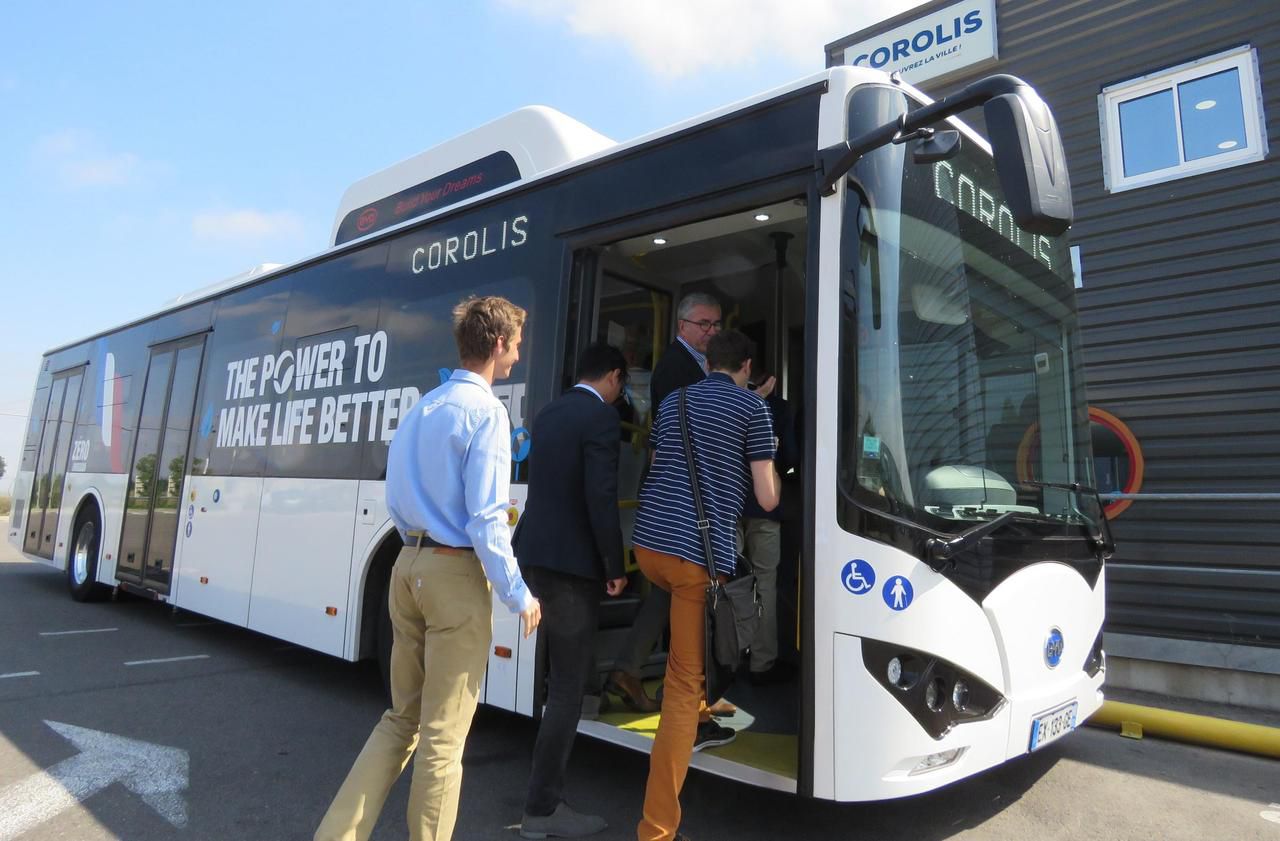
left=376, top=572, right=393, bottom=702
left=68, top=507, right=106, bottom=602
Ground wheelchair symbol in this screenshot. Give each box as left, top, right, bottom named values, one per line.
left=841, top=559, right=876, bottom=595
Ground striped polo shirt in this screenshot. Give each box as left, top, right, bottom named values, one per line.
left=633, top=372, right=775, bottom=578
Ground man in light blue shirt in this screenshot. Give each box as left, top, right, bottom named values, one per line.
left=316, top=295, right=541, bottom=841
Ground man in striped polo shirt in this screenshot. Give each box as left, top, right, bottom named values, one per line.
left=631, top=329, right=780, bottom=841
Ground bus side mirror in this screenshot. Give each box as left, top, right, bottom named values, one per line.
left=984, top=89, right=1073, bottom=235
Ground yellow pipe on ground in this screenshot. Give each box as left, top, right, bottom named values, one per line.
left=1087, top=700, right=1280, bottom=760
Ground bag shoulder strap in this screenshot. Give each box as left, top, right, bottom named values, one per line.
left=678, top=388, right=718, bottom=585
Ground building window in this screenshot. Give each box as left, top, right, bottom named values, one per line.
left=1100, top=46, right=1268, bottom=192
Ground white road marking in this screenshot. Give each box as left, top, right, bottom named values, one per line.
left=0, top=720, right=188, bottom=840
left=1261, top=803, right=1280, bottom=825
left=0, top=672, right=40, bottom=680
left=123, top=655, right=210, bottom=666
left=38, top=627, right=118, bottom=636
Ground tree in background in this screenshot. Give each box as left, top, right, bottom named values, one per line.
left=0, top=454, right=6, bottom=482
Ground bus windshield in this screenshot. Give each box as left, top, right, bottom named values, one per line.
left=839, top=86, right=1099, bottom=536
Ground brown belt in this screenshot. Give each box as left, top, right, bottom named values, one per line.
left=405, top=530, right=472, bottom=556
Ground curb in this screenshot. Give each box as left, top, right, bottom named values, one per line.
left=1086, top=700, right=1280, bottom=759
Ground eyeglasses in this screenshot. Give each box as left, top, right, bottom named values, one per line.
left=680, top=318, right=723, bottom=333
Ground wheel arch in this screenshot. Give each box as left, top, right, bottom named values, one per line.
left=354, top=522, right=403, bottom=661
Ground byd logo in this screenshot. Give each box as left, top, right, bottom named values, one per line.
left=356, top=207, right=378, bottom=232
left=1044, top=628, right=1065, bottom=669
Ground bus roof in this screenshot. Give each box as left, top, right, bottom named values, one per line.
left=46, top=65, right=898, bottom=357
left=329, top=106, right=616, bottom=247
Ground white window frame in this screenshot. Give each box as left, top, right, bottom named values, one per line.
left=1099, top=46, right=1268, bottom=193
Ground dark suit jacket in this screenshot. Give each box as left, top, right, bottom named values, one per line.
left=649, top=340, right=705, bottom=416
left=513, top=387, right=625, bottom=582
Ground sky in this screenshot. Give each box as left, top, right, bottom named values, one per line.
left=0, top=0, right=926, bottom=493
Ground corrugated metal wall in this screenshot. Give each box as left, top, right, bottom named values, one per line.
left=913, top=0, right=1280, bottom=647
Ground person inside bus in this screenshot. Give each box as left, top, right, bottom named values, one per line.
left=513, top=342, right=631, bottom=840
left=630, top=329, right=779, bottom=841
left=739, top=368, right=799, bottom=685
left=608, top=292, right=723, bottom=718
left=314, top=295, right=542, bottom=841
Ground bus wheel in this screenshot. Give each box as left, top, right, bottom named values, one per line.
left=68, top=509, right=106, bottom=602
left=376, top=573, right=393, bottom=702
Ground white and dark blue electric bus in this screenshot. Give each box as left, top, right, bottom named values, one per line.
left=9, top=65, right=1110, bottom=800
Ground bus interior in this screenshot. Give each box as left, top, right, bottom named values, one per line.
left=560, top=197, right=810, bottom=783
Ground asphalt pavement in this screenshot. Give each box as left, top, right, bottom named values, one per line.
left=0, top=541, right=1276, bottom=841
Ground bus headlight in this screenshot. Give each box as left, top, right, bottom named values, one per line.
left=860, top=638, right=1006, bottom=739
left=909, top=747, right=967, bottom=776
left=925, top=678, right=944, bottom=712
left=887, top=654, right=922, bottom=689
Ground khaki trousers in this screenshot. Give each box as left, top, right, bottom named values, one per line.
left=634, top=546, right=710, bottom=841
left=315, top=545, right=492, bottom=841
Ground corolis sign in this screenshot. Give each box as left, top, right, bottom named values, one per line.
left=831, top=0, right=997, bottom=85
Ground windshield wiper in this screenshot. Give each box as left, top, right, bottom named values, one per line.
left=1014, top=480, right=1115, bottom=559
left=924, top=511, right=1018, bottom=571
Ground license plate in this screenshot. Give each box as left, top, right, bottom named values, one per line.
left=1029, top=701, right=1078, bottom=752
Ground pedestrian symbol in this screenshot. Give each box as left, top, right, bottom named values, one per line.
left=883, top=576, right=913, bottom=611
left=840, top=559, right=876, bottom=595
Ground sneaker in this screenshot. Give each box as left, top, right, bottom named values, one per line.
left=693, top=720, right=736, bottom=752
left=520, top=802, right=608, bottom=839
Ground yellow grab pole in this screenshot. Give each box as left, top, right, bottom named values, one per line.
left=1087, top=700, right=1280, bottom=759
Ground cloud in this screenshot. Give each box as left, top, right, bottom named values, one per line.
left=502, top=0, right=926, bottom=80
left=191, top=209, right=305, bottom=243
left=32, top=129, right=158, bottom=188
left=61, top=152, right=142, bottom=187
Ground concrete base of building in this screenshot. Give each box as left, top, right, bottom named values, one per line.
left=1104, top=632, right=1280, bottom=714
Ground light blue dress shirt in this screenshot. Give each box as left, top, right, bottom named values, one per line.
left=386, top=369, right=533, bottom=613
left=574, top=383, right=604, bottom=402
left=676, top=336, right=708, bottom=373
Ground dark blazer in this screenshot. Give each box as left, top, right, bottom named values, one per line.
left=649, top=340, right=705, bottom=416
left=513, top=387, right=625, bottom=582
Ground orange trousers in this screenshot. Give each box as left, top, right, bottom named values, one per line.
left=634, top=546, right=711, bottom=841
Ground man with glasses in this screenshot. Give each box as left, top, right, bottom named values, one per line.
left=649, top=292, right=721, bottom=412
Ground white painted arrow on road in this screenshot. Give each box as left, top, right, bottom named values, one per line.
left=0, top=720, right=189, bottom=840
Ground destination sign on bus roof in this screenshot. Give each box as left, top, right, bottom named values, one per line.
left=334, top=151, right=521, bottom=245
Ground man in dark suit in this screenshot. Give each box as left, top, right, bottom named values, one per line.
left=648, top=291, right=721, bottom=411
left=515, top=342, right=629, bottom=839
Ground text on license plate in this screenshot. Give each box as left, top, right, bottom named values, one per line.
left=1029, top=701, right=1078, bottom=752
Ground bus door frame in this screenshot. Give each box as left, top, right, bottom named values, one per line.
left=23, top=363, right=87, bottom=560
left=115, top=331, right=208, bottom=594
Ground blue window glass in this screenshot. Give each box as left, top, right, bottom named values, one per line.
left=1178, top=68, right=1247, bottom=161
left=1118, top=89, right=1180, bottom=177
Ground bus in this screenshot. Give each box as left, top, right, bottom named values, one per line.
left=8, top=65, right=1111, bottom=801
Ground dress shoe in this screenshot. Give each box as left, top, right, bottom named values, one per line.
left=706, top=698, right=737, bottom=717
left=607, top=670, right=659, bottom=713
left=520, top=802, right=607, bottom=839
